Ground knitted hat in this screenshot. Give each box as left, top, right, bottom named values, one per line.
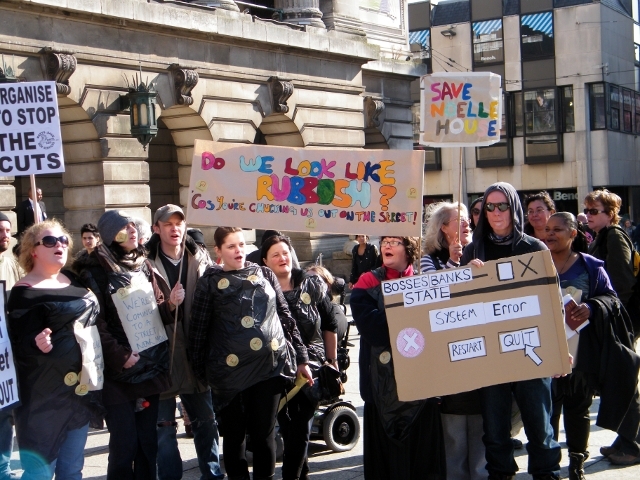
left=0, top=212, right=10, bottom=224
left=98, top=210, right=134, bottom=246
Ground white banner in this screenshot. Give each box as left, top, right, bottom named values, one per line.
left=420, top=72, right=502, bottom=147
left=187, top=141, right=425, bottom=237
left=111, top=273, right=168, bottom=353
left=0, top=284, right=19, bottom=410
left=0, top=81, right=65, bottom=176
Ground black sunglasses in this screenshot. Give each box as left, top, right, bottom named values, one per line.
left=35, top=235, right=69, bottom=248
left=471, top=208, right=481, bottom=215
left=485, top=202, right=510, bottom=212
left=583, top=208, right=606, bottom=216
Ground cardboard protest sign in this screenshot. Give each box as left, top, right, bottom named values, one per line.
left=382, top=251, right=571, bottom=400
left=111, top=272, right=168, bottom=353
left=187, top=141, right=424, bottom=236
left=0, top=283, right=19, bottom=410
left=0, top=81, right=65, bottom=176
left=420, top=72, right=502, bottom=147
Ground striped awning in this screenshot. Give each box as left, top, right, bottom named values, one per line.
left=521, top=12, right=553, bottom=37
left=409, top=29, right=430, bottom=49
left=472, top=19, right=503, bottom=37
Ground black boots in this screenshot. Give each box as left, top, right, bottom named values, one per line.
left=568, top=452, right=587, bottom=480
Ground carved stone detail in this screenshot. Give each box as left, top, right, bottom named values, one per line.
left=268, top=77, right=294, bottom=114
left=190, top=0, right=240, bottom=11
left=364, top=96, right=385, bottom=129
left=275, top=0, right=325, bottom=28
left=169, top=65, right=199, bottom=106
left=40, top=48, right=77, bottom=96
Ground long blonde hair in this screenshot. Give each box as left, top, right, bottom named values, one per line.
left=19, top=219, right=73, bottom=273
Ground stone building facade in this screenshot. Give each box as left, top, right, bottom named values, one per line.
left=0, top=0, right=425, bottom=259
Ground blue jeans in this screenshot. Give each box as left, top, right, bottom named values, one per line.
left=157, top=392, right=223, bottom=480
left=481, top=378, right=561, bottom=477
left=20, top=423, right=88, bottom=480
left=0, top=409, right=14, bottom=478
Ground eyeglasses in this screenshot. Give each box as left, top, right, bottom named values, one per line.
left=485, top=202, right=511, bottom=212
left=381, top=240, right=403, bottom=247
left=527, top=208, right=549, bottom=216
left=35, top=235, right=69, bottom=248
left=445, top=217, right=470, bottom=225
left=471, top=208, right=481, bottom=216
left=583, top=208, right=607, bottom=216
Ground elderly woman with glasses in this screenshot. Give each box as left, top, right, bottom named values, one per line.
left=8, top=219, right=101, bottom=479
left=523, top=191, right=556, bottom=241
left=420, top=203, right=484, bottom=479
left=351, top=235, right=445, bottom=480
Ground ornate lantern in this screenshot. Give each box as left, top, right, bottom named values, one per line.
left=122, top=70, right=158, bottom=150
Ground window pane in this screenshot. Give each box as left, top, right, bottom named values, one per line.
left=525, top=134, right=561, bottom=163
left=424, top=148, right=442, bottom=171
left=562, top=86, right=574, bottom=132
left=610, top=86, right=620, bottom=130
left=624, top=110, right=633, bottom=132
left=590, top=84, right=606, bottom=129
left=635, top=93, right=640, bottom=133
left=477, top=138, right=512, bottom=166
left=473, top=19, right=503, bottom=65
left=521, top=12, right=554, bottom=60
left=524, top=89, right=556, bottom=134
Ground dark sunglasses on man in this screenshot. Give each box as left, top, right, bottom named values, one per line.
left=485, top=202, right=510, bottom=212
left=35, top=235, right=70, bottom=248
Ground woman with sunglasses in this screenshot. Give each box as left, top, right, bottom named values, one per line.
left=189, top=227, right=312, bottom=480
left=460, top=182, right=562, bottom=480
left=469, top=197, right=483, bottom=231
left=261, top=235, right=337, bottom=480
left=524, top=191, right=556, bottom=241
left=8, top=220, right=101, bottom=479
left=582, top=190, right=640, bottom=465
left=75, top=210, right=178, bottom=479
left=421, top=203, right=483, bottom=480
left=351, top=235, right=445, bottom=480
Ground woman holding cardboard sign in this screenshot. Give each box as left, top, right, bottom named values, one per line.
left=8, top=219, right=101, bottom=479
left=75, top=210, right=180, bottom=480
left=351, top=235, right=445, bottom=480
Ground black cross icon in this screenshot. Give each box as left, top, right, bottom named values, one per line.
left=518, top=256, right=538, bottom=277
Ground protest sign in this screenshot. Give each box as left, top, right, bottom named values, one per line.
left=419, top=72, right=502, bottom=147
left=73, top=323, right=104, bottom=393
left=187, top=141, right=425, bottom=236
left=111, top=272, right=168, bottom=353
left=0, top=283, right=19, bottom=410
left=382, top=251, right=571, bottom=400
left=0, top=81, right=65, bottom=176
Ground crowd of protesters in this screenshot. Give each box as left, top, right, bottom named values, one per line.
left=0, top=182, right=638, bottom=480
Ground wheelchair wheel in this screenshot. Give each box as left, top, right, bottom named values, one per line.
left=323, top=406, right=360, bottom=452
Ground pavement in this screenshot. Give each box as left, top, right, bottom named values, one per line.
left=10, top=312, right=640, bottom=479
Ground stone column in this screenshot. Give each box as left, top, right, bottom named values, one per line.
left=275, top=0, right=325, bottom=29
left=319, top=0, right=365, bottom=36
left=190, top=0, right=239, bottom=11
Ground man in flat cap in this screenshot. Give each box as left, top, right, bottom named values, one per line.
left=147, top=204, right=223, bottom=480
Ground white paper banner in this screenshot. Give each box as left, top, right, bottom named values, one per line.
left=111, top=274, right=168, bottom=353
left=73, top=324, right=104, bottom=393
left=0, top=81, right=65, bottom=176
left=0, top=284, right=19, bottom=410
left=420, top=72, right=502, bottom=147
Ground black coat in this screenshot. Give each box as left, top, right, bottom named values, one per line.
left=575, top=294, right=640, bottom=437
left=16, top=198, right=47, bottom=235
